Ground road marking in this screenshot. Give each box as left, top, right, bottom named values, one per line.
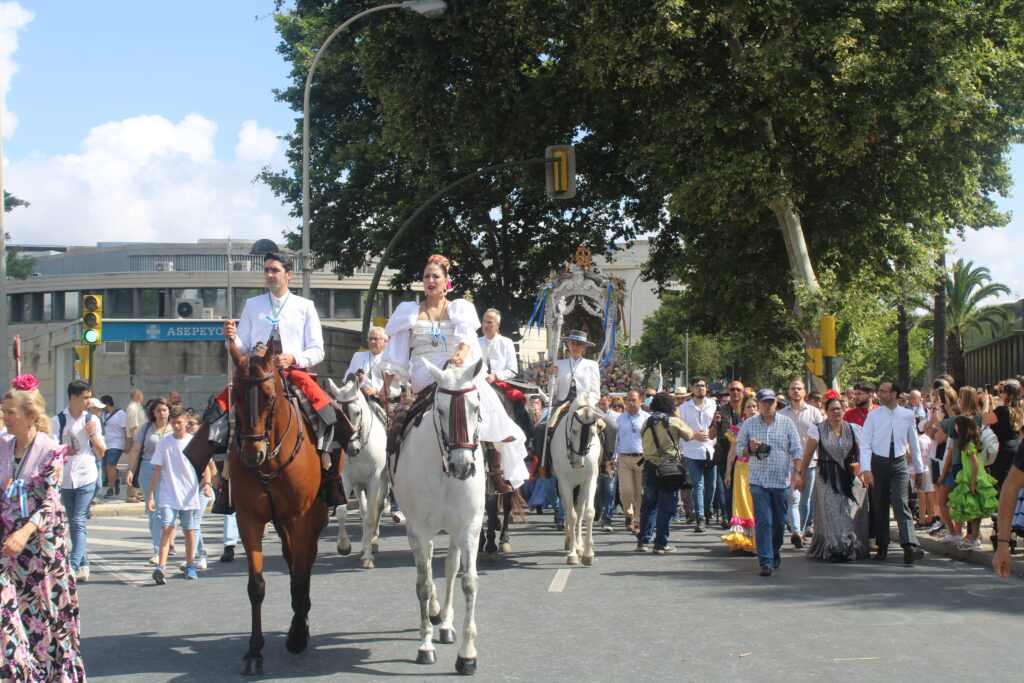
left=548, top=568, right=571, bottom=592
left=88, top=537, right=149, bottom=549
left=90, top=552, right=148, bottom=587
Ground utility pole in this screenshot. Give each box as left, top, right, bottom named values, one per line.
left=0, top=108, right=9, bottom=389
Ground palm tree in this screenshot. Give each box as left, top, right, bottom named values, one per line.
left=918, top=258, right=1013, bottom=385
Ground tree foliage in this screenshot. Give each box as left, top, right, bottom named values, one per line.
left=4, top=191, right=35, bottom=280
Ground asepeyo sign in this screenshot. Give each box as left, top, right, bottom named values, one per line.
left=104, top=321, right=225, bottom=342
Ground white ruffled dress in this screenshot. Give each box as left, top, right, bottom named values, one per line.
left=380, top=300, right=529, bottom=487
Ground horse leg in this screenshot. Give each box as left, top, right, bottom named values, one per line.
left=336, top=471, right=352, bottom=556
left=484, top=493, right=498, bottom=554
left=581, top=477, right=597, bottom=566
left=361, top=478, right=383, bottom=568
left=455, top=526, right=480, bottom=675
left=408, top=530, right=438, bottom=664
left=558, top=479, right=579, bottom=564
left=498, top=491, right=513, bottom=553
left=239, top=519, right=267, bottom=676
left=285, top=509, right=322, bottom=654
left=437, top=538, right=459, bottom=646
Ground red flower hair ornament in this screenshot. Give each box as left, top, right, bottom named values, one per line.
left=11, top=374, right=40, bottom=391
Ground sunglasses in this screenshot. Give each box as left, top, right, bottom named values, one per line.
left=728, top=388, right=743, bottom=392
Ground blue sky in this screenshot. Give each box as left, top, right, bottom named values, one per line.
left=1, top=0, right=1022, bottom=301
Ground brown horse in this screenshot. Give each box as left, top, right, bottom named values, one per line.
left=228, top=341, right=326, bottom=676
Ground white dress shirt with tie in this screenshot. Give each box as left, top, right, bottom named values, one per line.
left=344, top=350, right=401, bottom=398
left=477, top=334, right=518, bottom=381
left=232, top=292, right=325, bottom=369
left=552, top=357, right=601, bottom=403
left=858, top=404, right=923, bottom=472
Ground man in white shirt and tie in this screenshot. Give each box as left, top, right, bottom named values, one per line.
left=478, top=308, right=518, bottom=385
left=679, top=377, right=718, bottom=533
left=859, top=379, right=925, bottom=564
left=345, top=326, right=400, bottom=404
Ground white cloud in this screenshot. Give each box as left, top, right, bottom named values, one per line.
left=4, top=115, right=292, bottom=245
left=951, top=220, right=1024, bottom=303
left=0, top=1, right=34, bottom=139
left=235, top=120, right=280, bottom=163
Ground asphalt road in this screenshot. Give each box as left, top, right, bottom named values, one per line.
left=77, top=509, right=1024, bottom=682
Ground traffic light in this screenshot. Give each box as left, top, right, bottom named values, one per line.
left=74, top=345, right=91, bottom=379
left=805, top=348, right=823, bottom=377
left=820, top=315, right=836, bottom=357
left=545, top=145, right=576, bottom=199
left=81, top=294, right=102, bottom=345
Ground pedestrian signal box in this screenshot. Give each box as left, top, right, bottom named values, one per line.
left=82, top=294, right=103, bottom=345
left=545, top=145, right=576, bottom=199
left=73, top=345, right=91, bottom=380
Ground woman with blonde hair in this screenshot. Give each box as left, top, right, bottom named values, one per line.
left=0, top=374, right=86, bottom=681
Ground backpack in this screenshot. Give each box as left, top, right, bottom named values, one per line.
left=980, top=426, right=999, bottom=468
left=642, top=413, right=691, bottom=492
left=57, top=411, right=93, bottom=445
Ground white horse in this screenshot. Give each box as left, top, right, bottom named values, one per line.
left=392, top=358, right=485, bottom=675
left=549, top=390, right=604, bottom=566
left=328, top=375, right=389, bottom=569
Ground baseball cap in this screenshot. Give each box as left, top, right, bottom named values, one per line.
left=756, top=389, right=777, bottom=402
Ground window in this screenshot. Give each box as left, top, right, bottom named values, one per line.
left=363, top=291, right=391, bottom=323
left=108, top=289, right=134, bottom=318
left=311, top=289, right=330, bottom=319
left=232, top=288, right=263, bottom=315
left=199, top=288, right=228, bottom=318
left=52, top=292, right=66, bottom=320
left=8, top=294, right=24, bottom=323
left=138, top=289, right=163, bottom=318
left=63, top=292, right=81, bottom=320
left=333, top=290, right=359, bottom=319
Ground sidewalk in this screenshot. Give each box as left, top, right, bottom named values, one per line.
left=91, top=499, right=148, bottom=517
left=916, top=519, right=1024, bottom=577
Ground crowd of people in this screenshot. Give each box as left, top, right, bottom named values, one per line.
left=2, top=244, right=1023, bottom=681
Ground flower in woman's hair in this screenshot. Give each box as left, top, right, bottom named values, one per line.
left=445, top=281, right=453, bottom=291
left=823, top=389, right=841, bottom=401
left=426, top=254, right=450, bottom=269
left=11, top=374, right=39, bottom=391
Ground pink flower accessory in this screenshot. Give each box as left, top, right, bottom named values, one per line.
left=11, top=374, right=39, bottom=391
left=823, top=389, right=841, bottom=401
left=445, top=281, right=453, bottom=291
left=730, top=424, right=740, bottom=436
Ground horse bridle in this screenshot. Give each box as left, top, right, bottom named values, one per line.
left=234, top=367, right=302, bottom=475
left=564, top=408, right=598, bottom=463
left=433, top=385, right=480, bottom=474
left=338, top=387, right=385, bottom=456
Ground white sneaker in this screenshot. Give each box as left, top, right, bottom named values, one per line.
left=196, top=556, right=207, bottom=570
left=940, top=534, right=963, bottom=545
left=76, top=566, right=90, bottom=583
left=392, top=511, right=406, bottom=523
left=148, top=553, right=160, bottom=565
left=957, top=538, right=982, bottom=551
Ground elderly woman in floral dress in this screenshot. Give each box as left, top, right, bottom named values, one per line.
left=1, top=374, right=86, bottom=682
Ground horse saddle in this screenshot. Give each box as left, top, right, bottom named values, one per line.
left=387, top=384, right=437, bottom=458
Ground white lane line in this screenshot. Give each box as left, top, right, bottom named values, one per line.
left=548, top=568, right=571, bottom=593
left=90, top=552, right=148, bottom=587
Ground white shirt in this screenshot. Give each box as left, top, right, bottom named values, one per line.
left=102, top=409, right=128, bottom=450
left=615, top=410, right=648, bottom=455
left=151, top=433, right=201, bottom=510
left=552, top=357, right=601, bottom=402
left=344, top=350, right=400, bottom=398
left=232, top=291, right=325, bottom=369
left=125, top=401, right=146, bottom=431
left=53, top=408, right=105, bottom=489
left=679, top=398, right=717, bottom=460
left=778, top=403, right=825, bottom=468
left=858, top=404, right=923, bottom=473
left=478, top=334, right=518, bottom=381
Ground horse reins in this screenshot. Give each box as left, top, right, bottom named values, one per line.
left=432, top=385, right=480, bottom=475
left=234, top=367, right=305, bottom=486
left=564, top=409, right=596, bottom=462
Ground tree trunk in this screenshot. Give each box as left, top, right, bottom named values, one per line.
left=947, top=331, right=965, bottom=389
left=932, top=251, right=947, bottom=380
left=897, top=300, right=910, bottom=390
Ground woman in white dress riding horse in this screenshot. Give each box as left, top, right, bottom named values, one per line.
left=379, top=254, right=529, bottom=488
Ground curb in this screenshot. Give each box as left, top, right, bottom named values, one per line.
left=919, top=535, right=1024, bottom=576
left=91, top=502, right=148, bottom=517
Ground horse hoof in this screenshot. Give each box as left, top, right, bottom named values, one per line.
left=438, top=627, right=456, bottom=644
left=360, top=557, right=375, bottom=569
left=429, top=613, right=443, bottom=626
left=285, top=629, right=309, bottom=654
left=416, top=649, right=437, bottom=665
left=337, top=543, right=352, bottom=556
left=581, top=555, right=595, bottom=566
left=240, top=657, right=263, bottom=676
left=567, top=555, right=580, bottom=566
left=455, top=656, right=478, bottom=675
left=498, top=542, right=512, bottom=553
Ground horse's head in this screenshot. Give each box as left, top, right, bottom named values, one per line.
left=565, top=390, right=603, bottom=468
left=423, top=357, right=482, bottom=481
left=328, top=374, right=365, bottom=453
left=230, top=341, right=284, bottom=467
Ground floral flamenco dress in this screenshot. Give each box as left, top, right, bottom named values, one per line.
left=721, top=428, right=756, bottom=554
left=948, top=442, right=999, bottom=522
left=1, top=434, right=86, bottom=682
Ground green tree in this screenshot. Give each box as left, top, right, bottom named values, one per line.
left=4, top=191, right=35, bottom=280
left=918, top=258, right=1014, bottom=385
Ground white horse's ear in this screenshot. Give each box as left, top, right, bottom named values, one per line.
left=422, top=358, right=444, bottom=383
left=327, top=378, right=341, bottom=399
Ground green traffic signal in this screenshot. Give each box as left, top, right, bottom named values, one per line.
left=83, top=329, right=100, bottom=344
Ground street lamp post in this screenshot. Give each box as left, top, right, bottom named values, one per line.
left=300, top=0, right=447, bottom=298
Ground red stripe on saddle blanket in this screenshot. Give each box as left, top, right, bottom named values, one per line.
left=491, top=380, right=526, bottom=404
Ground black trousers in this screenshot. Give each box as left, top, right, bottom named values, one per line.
left=870, top=454, right=917, bottom=549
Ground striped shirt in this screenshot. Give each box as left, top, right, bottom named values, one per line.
left=736, top=413, right=802, bottom=489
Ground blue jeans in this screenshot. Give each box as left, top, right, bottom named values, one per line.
left=638, top=466, right=679, bottom=547
left=138, top=460, right=162, bottom=553
left=718, top=470, right=732, bottom=517
left=787, top=467, right=816, bottom=534
left=223, top=512, right=239, bottom=547
left=595, top=475, right=615, bottom=524
left=684, top=458, right=717, bottom=519
left=544, top=477, right=565, bottom=523
left=750, top=484, right=790, bottom=569
left=61, top=481, right=97, bottom=572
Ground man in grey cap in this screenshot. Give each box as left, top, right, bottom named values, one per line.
left=735, top=389, right=802, bottom=577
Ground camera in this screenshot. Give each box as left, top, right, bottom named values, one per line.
left=754, top=443, right=771, bottom=458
